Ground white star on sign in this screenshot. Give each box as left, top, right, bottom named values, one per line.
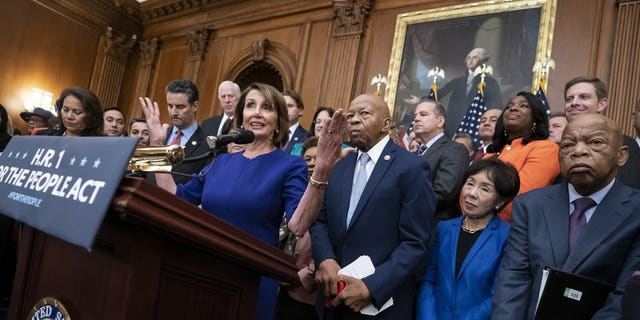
left=93, top=158, right=101, bottom=168
left=80, top=157, right=87, bottom=167
left=70, top=157, right=76, bottom=165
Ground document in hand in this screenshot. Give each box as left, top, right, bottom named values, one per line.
left=338, top=255, right=394, bottom=316
left=534, top=267, right=615, bottom=320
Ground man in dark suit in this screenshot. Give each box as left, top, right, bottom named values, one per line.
left=311, top=94, right=434, bottom=319
left=492, top=114, right=640, bottom=319
left=159, top=80, right=211, bottom=184
left=439, top=48, right=503, bottom=137
left=201, top=80, right=240, bottom=137
left=563, top=76, right=640, bottom=189
left=282, top=89, right=309, bottom=153
left=413, top=98, right=468, bottom=223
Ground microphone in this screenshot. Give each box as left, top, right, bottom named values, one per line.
left=206, top=129, right=255, bottom=149
left=169, top=130, right=255, bottom=164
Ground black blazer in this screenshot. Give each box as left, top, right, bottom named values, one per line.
left=422, top=134, right=469, bottom=222
left=161, top=126, right=211, bottom=185
left=201, top=115, right=224, bottom=137
left=618, top=135, right=640, bottom=190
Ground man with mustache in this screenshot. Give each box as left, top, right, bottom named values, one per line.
left=492, top=114, right=640, bottom=319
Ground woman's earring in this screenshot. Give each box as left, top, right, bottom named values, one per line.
left=503, top=129, right=508, bottom=137
left=531, top=122, right=537, bottom=133
left=240, top=125, right=244, bottom=129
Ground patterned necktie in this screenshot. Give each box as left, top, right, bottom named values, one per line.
left=569, top=197, right=596, bottom=251
left=346, top=153, right=370, bottom=227
left=415, top=144, right=427, bottom=156
left=170, top=129, right=182, bottom=145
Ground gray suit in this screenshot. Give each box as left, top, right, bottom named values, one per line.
left=422, top=135, right=469, bottom=222
left=492, top=181, right=640, bottom=319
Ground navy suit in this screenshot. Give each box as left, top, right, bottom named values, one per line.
left=417, top=215, right=509, bottom=320
left=422, top=135, right=469, bottom=222
left=284, top=125, right=309, bottom=154
left=311, top=140, right=435, bottom=319
left=201, top=115, right=224, bottom=137
left=439, top=74, right=502, bottom=137
left=492, top=181, right=640, bottom=319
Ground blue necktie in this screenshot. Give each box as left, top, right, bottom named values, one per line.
left=569, top=197, right=596, bottom=251
left=347, top=153, right=370, bottom=227
left=415, top=144, right=427, bottom=155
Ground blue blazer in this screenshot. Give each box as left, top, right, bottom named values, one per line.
left=492, top=181, right=640, bottom=319
left=416, top=215, right=509, bottom=320
left=284, top=125, right=309, bottom=153
left=311, top=140, right=435, bottom=319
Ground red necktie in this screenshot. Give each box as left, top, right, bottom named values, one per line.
left=170, top=129, right=183, bottom=145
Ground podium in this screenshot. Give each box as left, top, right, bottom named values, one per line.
left=8, top=177, right=299, bottom=319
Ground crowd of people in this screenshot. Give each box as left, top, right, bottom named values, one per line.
left=0, top=74, right=639, bottom=320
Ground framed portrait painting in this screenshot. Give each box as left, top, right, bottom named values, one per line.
left=385, top=0, right=557, bottom=136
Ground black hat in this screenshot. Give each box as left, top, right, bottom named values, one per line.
left=20, top=107, right=54, bottom=122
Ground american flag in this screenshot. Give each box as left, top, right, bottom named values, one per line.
left=536, top=85, right=552, bottom=119
left=456, top=87, right=487, bottom=146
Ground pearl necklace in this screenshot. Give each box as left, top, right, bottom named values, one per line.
left=461, top=217, right=487, bottom=234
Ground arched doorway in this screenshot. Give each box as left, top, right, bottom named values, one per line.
left=234, top=61, right=284, bottom=91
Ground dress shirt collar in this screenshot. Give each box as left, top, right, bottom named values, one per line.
left=636, top=136, right=640, bottom=149
left=424, top=132, right=445, bottom=150
left=172, top=121, right=198, bottom=144
left=357, top=135, right=389, bottom=166
left=288, top=122, right=300, bottom=141
left=567, top=178, right=615, bottom=222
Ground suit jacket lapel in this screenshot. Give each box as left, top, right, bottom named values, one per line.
left=182, top=127, right=204, bottom=157
left=563, top=181, right=633, bottom=271
left=449, top=218, right=462, bottom=280
left=347, top=141, right=395, bottom=229
left=543, top=185, right=571, bottom=267
left=457, top=216, right=498, bottom=278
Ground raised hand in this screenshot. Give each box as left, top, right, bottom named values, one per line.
left=138, top=97, right=167, bottom=146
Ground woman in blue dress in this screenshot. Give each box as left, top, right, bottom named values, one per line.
left=140, top=82, right=348, bottom=319
left=416, top=159, right=520, bottom=320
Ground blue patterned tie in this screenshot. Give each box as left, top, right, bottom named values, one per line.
left=415, top=144, right=427, bottom=155
left=569, top=197, right=596, bottom=251
left=346, top=153, right=370, bottom=227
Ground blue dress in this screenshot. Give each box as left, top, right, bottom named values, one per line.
left=176, top=148, right=308, bottom=319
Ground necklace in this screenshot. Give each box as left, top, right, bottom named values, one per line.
left=461, top=217, right=486, bottom=234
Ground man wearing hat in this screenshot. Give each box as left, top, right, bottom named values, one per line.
left=20, top=107, right=53, bottom=135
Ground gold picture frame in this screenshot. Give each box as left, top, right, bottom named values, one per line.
left=385, top=0, right=556, bottom=134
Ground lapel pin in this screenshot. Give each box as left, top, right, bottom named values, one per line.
left=191, top=141, right=197, bottom=146
left=384, top=155, right=391, bottom=161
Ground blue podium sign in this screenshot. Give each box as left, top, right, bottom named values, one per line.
left=0, top=136, right=138, bottom=249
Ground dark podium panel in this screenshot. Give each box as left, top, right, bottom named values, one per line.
left=9, top=177, right=299, bottom=319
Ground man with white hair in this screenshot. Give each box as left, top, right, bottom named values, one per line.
left=201, top=80, right=241, bottom=137
left=439, top=48, right=503, bottom=136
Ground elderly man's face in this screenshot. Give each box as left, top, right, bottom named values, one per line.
left=347, top=94, right=390, bottom=152
left=559, top=114, right=628, bottom=195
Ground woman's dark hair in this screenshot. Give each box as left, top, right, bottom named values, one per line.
left=309, top=106, right=335, bottom=136
left=234, top=83, right=289, bottom=148
left=487, top=91, right=549, bottom=153
left=462, top=158, right=520, bottom=212
left=0, top=104, right=9, bottom=135
left=301, top=136, right=319, bottom=156
left=55, top=87, right=103, bottom=136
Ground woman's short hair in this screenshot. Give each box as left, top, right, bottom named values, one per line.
left=55, top=87, right=103, bottom=136
left=234, top=83, right=289, bottom=148
left=309, top=106, right=335, bottom=136
left=488, top=91, right=550, bottom=153
left=463, top=158, right=520, bottom=212
left=301, top=136, right=319, bottom=156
